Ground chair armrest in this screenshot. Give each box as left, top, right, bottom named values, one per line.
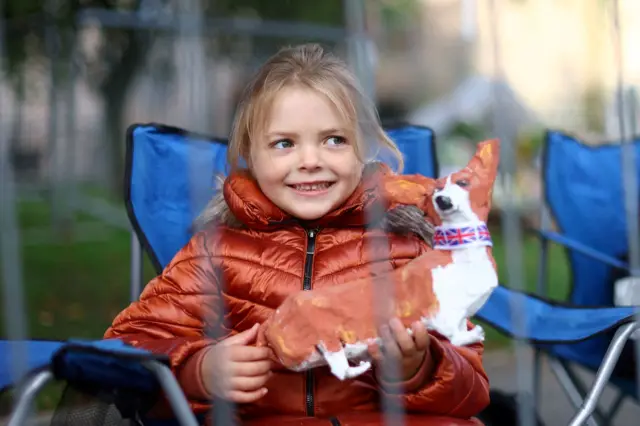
left=531, top=229, right=629, bottom=271
left=476, top=286, right=638, bottom=343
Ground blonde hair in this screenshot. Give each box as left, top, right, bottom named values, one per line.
left=227, top=43, right=404, bottom=173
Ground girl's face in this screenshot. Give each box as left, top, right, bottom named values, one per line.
left=250, top=86, right=363, bottom=221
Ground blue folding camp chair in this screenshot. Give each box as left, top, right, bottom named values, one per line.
left=1, top=123, right=437, bottom=426
left=476, top=129, right=640, bottom=426
left=0, top=339, right=199, bottom=426
left=121, top=121, right=437, bottom=424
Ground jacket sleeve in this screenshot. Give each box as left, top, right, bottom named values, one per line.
left=376, top=322, right=490, bottom=418
left=104, top=231, right=227, bottom=411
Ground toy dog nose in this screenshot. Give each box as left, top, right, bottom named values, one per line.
left=435, top=195, right=453, bottom=211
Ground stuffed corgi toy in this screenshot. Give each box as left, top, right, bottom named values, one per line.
left=257, top=139, right=500, bottom=380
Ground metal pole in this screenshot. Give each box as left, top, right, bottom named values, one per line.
left=6, top=370, right=55, bottom=426
left=46, top=0, right=63, bottom=232
left=0, top=0, right=31, bottom=416
left=344, top=0, right=375, bottom=101
left=614, top=0, right=640, bottom=274
left=487, top=1, right=535, bottom=426
left=142, top=361, right=200, bottom=426
left=611, top=0, right=640, bottom=400
left=173, top=1, right=232, bottom=423
left=344, top=1, right=403, bottom=425
left=130, top=232, right=144, bottom=302
left=64, top=29, right=78, bottom=235
left=568, top=322, right=639, bottom=426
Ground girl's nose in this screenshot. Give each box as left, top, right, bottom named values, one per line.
left=299, top=145, right=322, bottom=170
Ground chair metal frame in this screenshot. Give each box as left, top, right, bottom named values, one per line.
left=7, top=359, right=199, bottom=426
left=532, top=147, right=639, bottom=425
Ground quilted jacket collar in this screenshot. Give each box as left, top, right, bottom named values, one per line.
left=222, top=163, right=393, bottom=230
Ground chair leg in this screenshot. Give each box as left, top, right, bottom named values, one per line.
left=142, top=360, right=199, bottom=426
left=602, top=390, right=626, bottom=426
left=569, top=322, right=639, bottom=426
left=532, top=348, right=542, bottom=411
left=7, top=369, right=54, bottom=426
left=549, top=358, right=601, bottom=426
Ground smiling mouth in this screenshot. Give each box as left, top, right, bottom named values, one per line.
left=288, top=182, right=335, bottom=192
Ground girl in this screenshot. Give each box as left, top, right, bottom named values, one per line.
left=105, top=44, right=489, bottom=425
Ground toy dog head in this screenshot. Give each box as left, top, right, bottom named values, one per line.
left=429, top=139, right=500, bottom=226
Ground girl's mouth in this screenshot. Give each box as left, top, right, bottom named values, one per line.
left=288, top=182, right=335, bottom=193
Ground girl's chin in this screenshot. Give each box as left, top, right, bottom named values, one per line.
left=284, top=201, right=337, bottom=221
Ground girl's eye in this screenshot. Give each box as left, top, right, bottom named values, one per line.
left=272, top=139, right=293, bottom=149
left=326, top=136, right=346, bottom=146
left=456, top=179, right=470, bottom=187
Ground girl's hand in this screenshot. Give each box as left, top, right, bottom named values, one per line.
left=368, top=318, right=432, bottom=382
left=201, top=323, right=273, bottom=403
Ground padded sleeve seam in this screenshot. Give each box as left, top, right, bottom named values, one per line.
left=446, top=363, right=476, bottom=415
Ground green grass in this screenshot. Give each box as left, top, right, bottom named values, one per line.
left=0, top=199, right=572, bottom=413
left=1, top=200, right=156, bottom=341
left=0, top=199, right=156, bottom=415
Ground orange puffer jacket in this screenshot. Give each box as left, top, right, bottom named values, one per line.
left=105, top=164, right=490, bottom=425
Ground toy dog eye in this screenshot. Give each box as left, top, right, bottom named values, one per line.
left=455, top=179, right=469, bottom=187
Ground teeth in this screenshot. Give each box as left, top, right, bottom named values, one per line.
left=293, top=183, right=332, bottom=191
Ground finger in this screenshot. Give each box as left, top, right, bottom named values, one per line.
left=222, top=323, right=259, bottom=346
left=411, top=321, right=430, bottom=351
left=226, top=388, right=268, bottom=404
left=229, top=346, right=272, bottom=362
left=233, top=359, right=272, bottom=377
left=231, top=373, right=271, bottom=392
left=379, top=324, right=401, bottom=360
left=367, top=342, right=383, bottom=363
left=389, top=318, right=416, bottom=356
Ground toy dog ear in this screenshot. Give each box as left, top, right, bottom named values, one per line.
left=466, top=139, right=500, bottom=183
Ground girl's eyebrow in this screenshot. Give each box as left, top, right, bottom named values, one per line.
left=266, top=128, right=346, bottom=139
left=266, top=131, right=298, bottom=139
left=319, top=128, right=346, bottom=137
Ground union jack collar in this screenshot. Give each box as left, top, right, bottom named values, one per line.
left=433, top=222, right=492, bottom=250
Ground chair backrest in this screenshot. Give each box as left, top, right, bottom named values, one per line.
left=125, top=123, right=437, bottom=273
left=543, top=130, right=640, bottom=307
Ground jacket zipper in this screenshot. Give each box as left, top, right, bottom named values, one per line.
left=303, top=228, right=318, bottom=417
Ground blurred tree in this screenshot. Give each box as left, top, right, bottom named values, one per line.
left=2, top=0, right=150, bottom=194
left=1, top=0, right=349, bottom=192
left=209, top=0, right=344, bottom=26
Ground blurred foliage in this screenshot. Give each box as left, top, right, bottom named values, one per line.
left=2, top=1, right=138, bottom=77
left=379, top=0, right=419, bottom=29
left=515, top=129, right=545, bottom=166
left=207, top=0, right=344, bottom=25
left=448, top=120, right=488, bottom=142
left=1, top=0, right=356, bottom=193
